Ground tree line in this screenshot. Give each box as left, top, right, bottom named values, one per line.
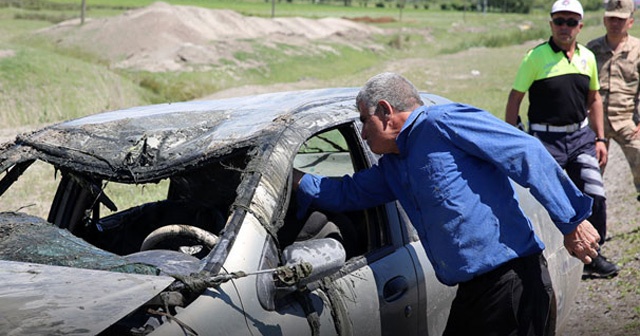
left=0, top=0, right=606, bottom=16
left=274, top=0, right=604, bottom=13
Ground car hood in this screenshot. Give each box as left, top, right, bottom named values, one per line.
left=0, top=260, right=174, bottom=335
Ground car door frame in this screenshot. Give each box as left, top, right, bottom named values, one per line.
left=301, top=122, right=423, bottom=335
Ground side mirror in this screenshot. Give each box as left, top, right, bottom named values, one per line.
left=257, top=238, right=346, bottom=311
left=279, top=238, right=346, bottom=288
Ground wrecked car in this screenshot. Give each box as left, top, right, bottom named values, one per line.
left=0, top=88, right=582, bottom=335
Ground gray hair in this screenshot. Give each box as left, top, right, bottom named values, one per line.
left=356, top=72, right=424, bottom=115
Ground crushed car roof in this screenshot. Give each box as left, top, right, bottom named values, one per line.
left=0, top=88, right=359, bottom=181
left=0, top=88, right=451, bottom=182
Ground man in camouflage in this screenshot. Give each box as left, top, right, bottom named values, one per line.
left=587, top=0, right=640, bottom=202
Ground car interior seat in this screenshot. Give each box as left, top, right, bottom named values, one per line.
left=294, top=210, right=358, bottom=259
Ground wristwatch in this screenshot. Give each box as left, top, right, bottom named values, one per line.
left=595, top=137, right=609, bottom=144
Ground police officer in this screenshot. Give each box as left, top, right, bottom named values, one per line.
left=505, top=0, right=620, bottom=278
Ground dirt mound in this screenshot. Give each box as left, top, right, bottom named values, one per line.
left=37, top=1, right=383, bottom=72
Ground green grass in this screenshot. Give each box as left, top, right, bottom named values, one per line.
left=240, top=43, right=384, bottom=84
left=10, top=0, right=431, bottom=19
left=0, top=161, right=58, bottom=217
left=0, top=43, right=150, bottom=126
left=126, top=71, right=226, bottom=104
left=615, top=227, right=640, bottom=332
left=99, top=180, right=169, bottom=217
left=1, top=0, right=639, bottom=128
left=618, top=227, right=640, bottom=265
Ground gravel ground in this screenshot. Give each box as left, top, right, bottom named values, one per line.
left=564, top=140, right=640, bottom=336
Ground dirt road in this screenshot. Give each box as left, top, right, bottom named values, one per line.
left=564, top=140, right=640, bottom=336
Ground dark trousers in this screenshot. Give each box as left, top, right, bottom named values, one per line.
left=443, top=254, right=556, bottom=336
left=532, top=127, right=607, bottom=244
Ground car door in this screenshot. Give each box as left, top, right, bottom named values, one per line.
left=293, top=123, right=422, bottom=335
left=395, top=204, right=457, bottom=335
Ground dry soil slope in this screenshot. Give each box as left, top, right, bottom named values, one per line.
left=36, top=1, right=382, bottom=72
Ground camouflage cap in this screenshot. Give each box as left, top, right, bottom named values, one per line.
left=605, top=0, right=635, bottom=19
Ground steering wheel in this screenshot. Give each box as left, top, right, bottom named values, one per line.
left=140, top=224, right=219, bottom=259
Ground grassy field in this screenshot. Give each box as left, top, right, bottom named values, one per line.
left=0, top=0, right=638, bottom=125
left=0, top=1, right=567, bottom=127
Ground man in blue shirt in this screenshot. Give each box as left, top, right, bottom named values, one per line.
left=293, top=72, right=601, bottom=335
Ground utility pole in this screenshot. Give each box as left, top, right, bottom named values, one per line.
left=398, top=0, right=406, bottom=22
left=271, top=0, right=275, bottom=18
left=81, top=0, right=86, bottom=25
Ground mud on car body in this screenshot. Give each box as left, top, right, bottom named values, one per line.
left=0, top=88, right=582, bottom=335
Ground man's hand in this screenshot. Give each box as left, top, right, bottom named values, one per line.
left=564, top=220, right=600, bottom=264
left=633, top=124, right=640, bottom=139
left=292, top=168, right=305, bottom=191
left=595, top=142, right=608, bottom=167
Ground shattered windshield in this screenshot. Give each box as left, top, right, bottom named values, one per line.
left=0, top=149, right=248, bottom=274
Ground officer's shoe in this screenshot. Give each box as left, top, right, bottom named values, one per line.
left=582, top=254, right=620, bottom=279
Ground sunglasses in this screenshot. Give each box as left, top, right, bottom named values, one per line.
left=552, top=18, right=581, bottom=27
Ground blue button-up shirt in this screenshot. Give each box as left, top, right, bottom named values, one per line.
left=297, top=103, right=592, bottom=286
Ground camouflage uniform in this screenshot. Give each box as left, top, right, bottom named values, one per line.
left=587, top=35, right=640, bottom=194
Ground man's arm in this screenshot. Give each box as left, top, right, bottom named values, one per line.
left=435, top=106, right=600, bottom=264
left=436, top=106, right=594, bottom=232
left=292, top=165, right=395, bottom=219
left=633, top=88, right=640, bottom=137
left=634, top=63, right=640, bottom=137
left=505, top=89, right=526, bottom=126
left=587, top=90, right=608, bottom=166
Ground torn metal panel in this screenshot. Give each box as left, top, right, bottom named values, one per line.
left=0, top=144, right=38, bottom=173
left=0, top=260, right=174, bottom=336
left=0, top=160, right=34, bottom=197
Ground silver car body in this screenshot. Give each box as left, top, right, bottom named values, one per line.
left=0, top=88, right=581, bottom=335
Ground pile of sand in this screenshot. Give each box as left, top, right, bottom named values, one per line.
left=38, top=1, right=383, bottom=72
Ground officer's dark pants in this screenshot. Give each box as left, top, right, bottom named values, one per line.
left=532, top=126, right=608, bottom=245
